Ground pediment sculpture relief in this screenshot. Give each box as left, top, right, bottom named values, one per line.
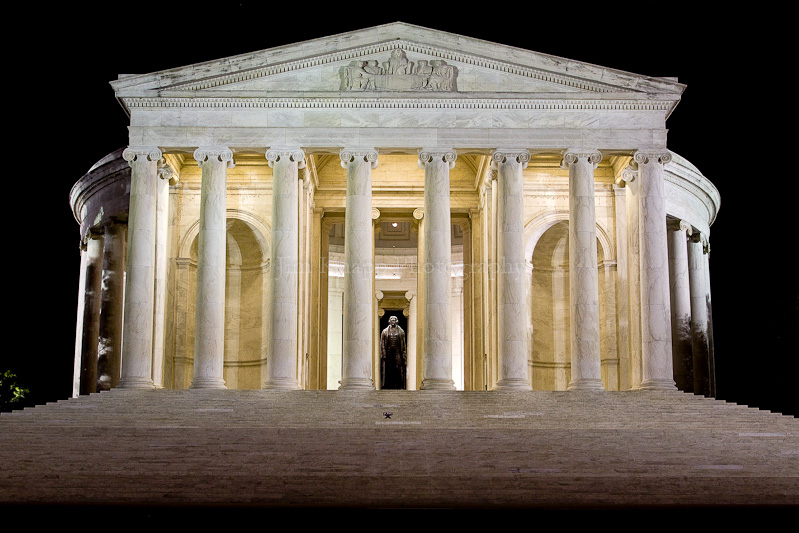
left=340, top=49, right=458, bottom=91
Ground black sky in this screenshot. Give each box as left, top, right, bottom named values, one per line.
left=8, top=3, right=796, bottom=415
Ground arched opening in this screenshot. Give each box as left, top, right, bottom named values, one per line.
left=181, top=217, right=267, bottom=389
left=529, top=220, right=610, bottom=390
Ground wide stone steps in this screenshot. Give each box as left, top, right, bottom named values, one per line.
left=1, top=389, right=797, bottom=509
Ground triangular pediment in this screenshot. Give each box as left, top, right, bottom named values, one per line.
left=112, top=22, right=685, bottom=104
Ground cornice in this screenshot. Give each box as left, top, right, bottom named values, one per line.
left=123, top=96, right=675, bottom=112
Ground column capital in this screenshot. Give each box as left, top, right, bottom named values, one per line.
left=266, top=148, right=306, bottom=169
left=418, top=148, right=457, bottom=169
left=412, top=207, right=424, bottom=220
left=491, top=149, right=530, bottom=169
left=617, top=164, right=638, bottom=186
left=633, top=150, right=672, bottom=166
left=405, top=290, right=417, bottom=301
left=194, top=147, right=235, bottom=168
left=340, top=148, right=379, bottom=169
left=561, top=148, right=602, bottom=169
left=157, top=160, right=176, bottom=182
left=668, top=218, right=693, bottom=235
left=123, top=146, right=162, bottom=163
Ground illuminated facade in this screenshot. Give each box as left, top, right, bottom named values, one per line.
left=69, top=23, right=718, bottom=396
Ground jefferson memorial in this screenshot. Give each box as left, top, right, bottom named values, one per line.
left=69, top=22, right=719, bottom=397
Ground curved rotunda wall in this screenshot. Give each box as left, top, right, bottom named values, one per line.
left=69, top=148, right=131, bottom=243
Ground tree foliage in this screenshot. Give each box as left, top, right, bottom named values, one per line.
left=1, top=370, right=30, bottom=412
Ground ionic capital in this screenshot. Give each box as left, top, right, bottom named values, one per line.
left=491, top=149, right=530, bottom=170
left=560, top=148, right=602, bottom=170
left=340, top=148, right=379, bottom=169
left=372, top=207, right=381, bottom=220
left=412, top=207, right=424, bottom=220
left=418, top=148, right=457, bottom=169
left=266, top=148, right=306, bottom=170
left=123, top=146, right=162, bottom=163
left=633, top=150, right=672, bottom=166
left=689, top=232, right=709, bottom=253
left=193, top=147, right=235, bottom=169
left=668, top=218, right=693, bottom=236
left=157, top=160, right=176, bottom=182
left=618, top=165, right=638, bottom=186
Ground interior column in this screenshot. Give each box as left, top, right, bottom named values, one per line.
left=419, top=149, right=456, bottom=390
left=562, top=149, right=604, bottom=391
left=493, top=149, right=532, bottom=390
left=339, top=149, right=378, bottom=389
left=263, top=148, right=305, bottom=390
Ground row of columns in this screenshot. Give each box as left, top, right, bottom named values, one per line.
left=668, top=219, right=715, bottom=395
left=113, top=144, right=679, bottom=392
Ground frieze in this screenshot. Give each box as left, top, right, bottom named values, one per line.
left=340, top=49, right=457, bottom=91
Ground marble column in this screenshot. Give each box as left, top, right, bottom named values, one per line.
left=152, top=161, right=173, bottom=389
left=634, top=150, right=677, bottom=390
left=688, top=232, right=711, bottom=395
left=96, top=221, right=125, bottom=391
left=622, top=165, right=643, bottom=389
left=668, top=219, right=694, bottom=392
left=562, top=149, right=604, bottom=391
left=493, top=149, right=532, bottom=391
left=118, top=146, right=161, bottom=389
left=78, top=232, right=103, bottom=395
left=405, top=290, right=417, bottom=390
left=419, top=149, right=456, bottom=390
left=264, top=148, right=305, bottom=390
left=339, top=149, right=378, bottom=389
left=189, top=148, right=233, bottom=389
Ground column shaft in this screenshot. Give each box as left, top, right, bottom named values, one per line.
left=419, top=149, right=456, bottom=390
left=493, top=150, right=532, bottom=390
left=339, top=149, right=377, bottom=389
left=118, top=147, right=161, bottom=389
left=668, top=220, right=694, bottom=392
left=264, top=149, right=305, bottom=390
left=190, top=148, right=233, bottom=389
left=688, top=234, right=711, bottom=395
left=97, top=222, right=125, bottom=391
left=563, top=149, right=604, bottom=390
left=78, top=233, right=103, bottom=395
left=635, top=151, right=677, bottom=390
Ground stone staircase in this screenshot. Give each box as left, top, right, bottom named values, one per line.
left=1, top=389, right=797, bottom=509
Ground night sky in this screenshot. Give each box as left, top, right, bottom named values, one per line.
left=8, top=3, right=796, bottom=416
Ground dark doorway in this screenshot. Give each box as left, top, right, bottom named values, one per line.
left=379, top=309, right=408, bottom=389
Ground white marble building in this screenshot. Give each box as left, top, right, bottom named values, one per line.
left=69, top=22, right=718, bottom=395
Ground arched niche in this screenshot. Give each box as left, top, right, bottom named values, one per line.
left=525, top=211, right=616, bottom=390
left=172, top=211, right=270, bottom=389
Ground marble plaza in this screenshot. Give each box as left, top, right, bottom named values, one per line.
left=69, top=23, right=719, bottom=396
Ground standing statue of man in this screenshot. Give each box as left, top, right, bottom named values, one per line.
left=380, top=315, right=407, bottom=389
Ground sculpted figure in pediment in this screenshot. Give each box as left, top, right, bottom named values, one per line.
left=339, top=49, right=457, bottom=92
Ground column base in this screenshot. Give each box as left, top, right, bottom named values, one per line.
left=339, top=378, right=375, bottom=390
left=420, top=378, right=456, bottom=390
left=567, top=378, right=605, bottom=391
left=494, top=379, right=532, bottom=391
left=189, top=378, right=227, bottom=390
left=639, top=379, right=678, bottom=391
left=117, top=377, right=155, bottom=390
left=262, top=378, right=302, bottom=391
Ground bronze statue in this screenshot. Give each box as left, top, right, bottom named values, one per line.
left=380, top=315, right=407, bottom=389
